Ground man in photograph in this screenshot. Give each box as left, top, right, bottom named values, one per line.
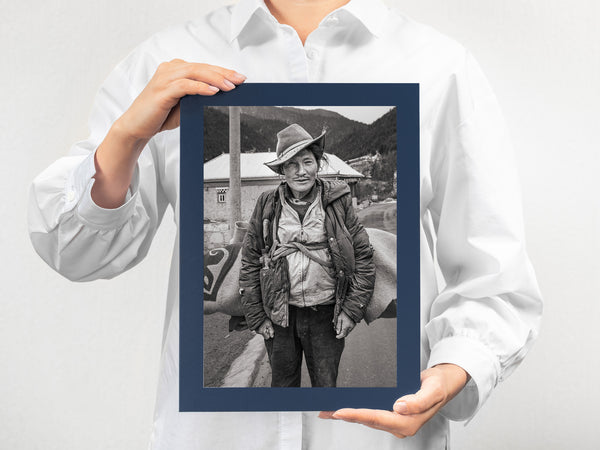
left=239, top=123, right=375, bottom=387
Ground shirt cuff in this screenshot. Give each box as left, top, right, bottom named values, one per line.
left=427, top=335, right=500, bottom=422
left=67, top=150, right=140, bottom=229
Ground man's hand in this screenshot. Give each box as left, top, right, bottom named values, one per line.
left=335, top=310, right=355, bottom=339
left=257, top=318, right=275, bottom=340
left=318, top=364, right=469, bottom=438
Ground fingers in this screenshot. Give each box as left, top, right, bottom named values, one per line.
left=166, top=79, right=220, bottom=99
left=326, top=407, right=440, bottom=438
left=332, top=408, right=389, bottom=426
left=265, top=321, right=274, bottom=339
left=318, top=366, right=469, bottom=440
left=265, top=325, right=274, bottom=339
left=202, top=63, right=247, bottom=85
left=178, top=65, right=244, bottom=92
left=335, top=327, right=352, bottom=339
left=328, top=409, right=408, bottom=439
left=259, top=328, right=272, bottom=340
left=259, top=330, right=270, bottom=340
left=258, top=319, right=274, bottom=340
left=335, top=313, right=355, bottom=339
left=169, top=61, right=246, bottom=92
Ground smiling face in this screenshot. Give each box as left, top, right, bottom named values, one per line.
left=282, top=148, right=319, bottom=198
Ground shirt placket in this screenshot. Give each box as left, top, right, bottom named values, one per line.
left=305, top=41, right=322, bottom=81
left=280, top=24, right=309, bottom=82
left=277, top=15, right=339, bottom=82
left=305, top=15, right=339, bottom=82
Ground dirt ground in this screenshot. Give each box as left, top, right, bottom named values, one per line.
left=203, top=312, right=255, bottom=387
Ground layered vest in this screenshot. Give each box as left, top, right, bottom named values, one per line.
left=277, top=192, right=336, bottom=307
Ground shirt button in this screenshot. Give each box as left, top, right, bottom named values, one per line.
left=326, top=16, right=339, bottom=25
left=307, top=49, right=319, bottom=59
left=66, top=191, right=76, bottom=202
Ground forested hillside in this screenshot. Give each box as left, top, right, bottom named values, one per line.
left=202, top=106, right=396, bottom=183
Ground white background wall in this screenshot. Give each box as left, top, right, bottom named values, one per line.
left=2, top=0, right=598, bottom=448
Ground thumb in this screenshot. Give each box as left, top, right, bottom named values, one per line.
left=393, top=374, right=445, bottom=414
left=161, top=102, right=181, bottom=132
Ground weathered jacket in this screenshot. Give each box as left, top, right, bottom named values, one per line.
left=239, top=179, right=375, bottom=330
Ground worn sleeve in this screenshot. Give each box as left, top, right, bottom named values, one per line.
left=343, top=193, right=376, bottom=323
left=28, top=53, right=168, bottom=282
left=425, top=51, right=543, bottom=421
left=239, top=193, right=269, bottom=330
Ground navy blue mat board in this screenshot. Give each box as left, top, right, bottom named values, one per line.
left=180, top=83, right=419, bottom=411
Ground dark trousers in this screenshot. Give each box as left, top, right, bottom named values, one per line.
left=264, top=304, right=345, bottom=387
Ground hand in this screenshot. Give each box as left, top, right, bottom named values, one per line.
left=257, top=318, right=275, bottom=340
left=92, top=60, right=246, bottom=208
left=118, top=59, right=246, bottom=141
left=318, top=364, right=469, bottom=438
left=335, top=310, right=355, bottom=339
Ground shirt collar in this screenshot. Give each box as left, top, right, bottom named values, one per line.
left=229, top=0, right=388, bottom=43
left=341, top=0, right=388, bottom=38
left=283, top=182, right=319, bottom=204
left=229, top=0, right=273, bottom=43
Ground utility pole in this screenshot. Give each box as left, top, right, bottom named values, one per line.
left=229, top=106, right=242, bottom=239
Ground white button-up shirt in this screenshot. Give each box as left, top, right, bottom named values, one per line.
left=28, top=0, right=543, bottom=449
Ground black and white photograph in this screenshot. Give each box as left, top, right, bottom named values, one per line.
left=179, top=83, right=420, bottom=412
left=201, top=105, right=399, bottom=389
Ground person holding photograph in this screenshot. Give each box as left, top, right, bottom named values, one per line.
left=28, top=0, right=542, bottom=448
left=239, top=123, right=375, bottom=387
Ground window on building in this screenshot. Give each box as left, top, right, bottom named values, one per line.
left=216, top=188, right=228, bottom=203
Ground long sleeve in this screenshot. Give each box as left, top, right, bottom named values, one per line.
left=424, top=51, right=543, bottom=421
left=28, top=56, right=169, bottom=282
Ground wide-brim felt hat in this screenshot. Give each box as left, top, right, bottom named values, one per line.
left=264, top=124, right=326, bottom=173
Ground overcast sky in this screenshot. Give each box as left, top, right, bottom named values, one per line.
left=291, top=106, right=394, bottom=124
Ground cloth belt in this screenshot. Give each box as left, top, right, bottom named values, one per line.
left=271, top=241, right=334, bottom=268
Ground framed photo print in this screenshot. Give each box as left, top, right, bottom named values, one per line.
left=180, top=83, right=419, bottom=411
